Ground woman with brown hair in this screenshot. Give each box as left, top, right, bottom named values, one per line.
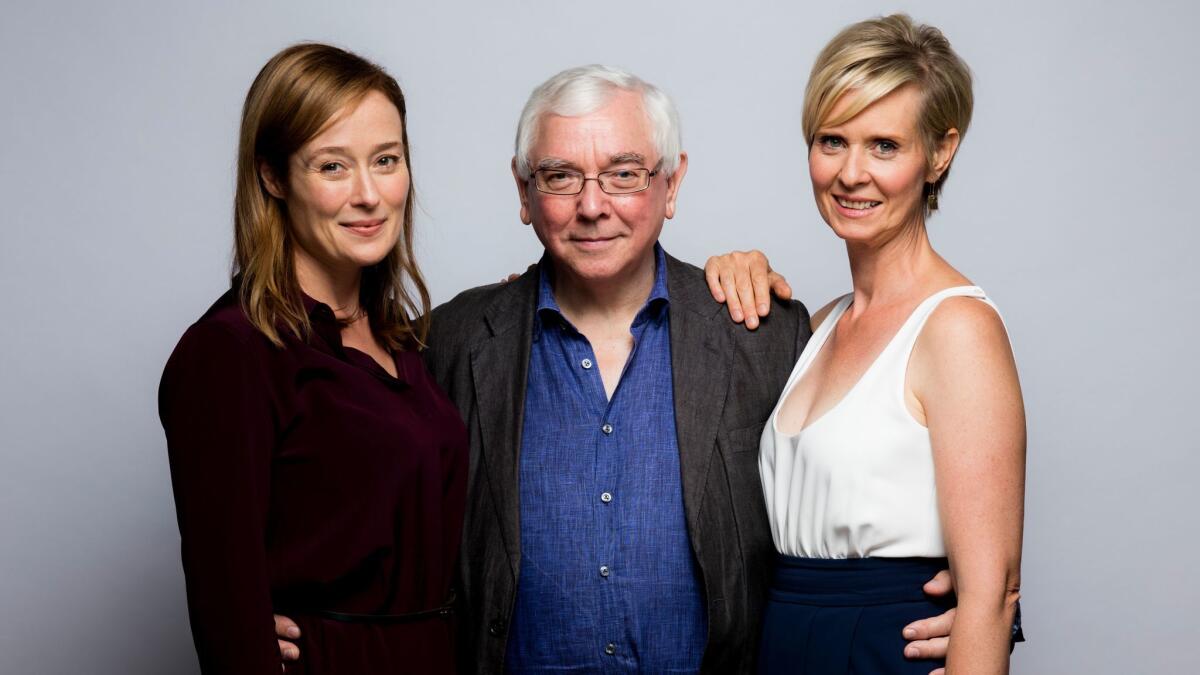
left=159, top=43, right=466, bottom=673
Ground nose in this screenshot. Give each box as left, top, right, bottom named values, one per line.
left=576, top=178, right=611, bottom=222
left=350, top=169, right=381, bottom=209
left=837, top=148, right=870, bottom=188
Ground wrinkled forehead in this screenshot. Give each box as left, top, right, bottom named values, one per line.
left=530, top=92, right=657, bottom=166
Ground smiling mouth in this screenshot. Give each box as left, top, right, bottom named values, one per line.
left=341, top=219, right=385, bottom=234
left=835, top=196, right=882, bottom=210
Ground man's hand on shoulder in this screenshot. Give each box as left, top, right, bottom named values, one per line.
left=703, top=249, right=792, bottom=330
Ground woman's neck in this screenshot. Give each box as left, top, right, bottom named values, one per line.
left=844, top=221, right=943, bottom=312
left=293, top=249, right=363, bottom=319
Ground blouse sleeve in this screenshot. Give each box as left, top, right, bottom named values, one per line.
left=159, top=321, right=281, bottom=674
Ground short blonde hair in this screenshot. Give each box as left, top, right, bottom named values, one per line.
left=802, top=14, right=973, bottom=210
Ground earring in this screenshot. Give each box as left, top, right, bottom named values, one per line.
left=926, top=183, right=939, bottom=211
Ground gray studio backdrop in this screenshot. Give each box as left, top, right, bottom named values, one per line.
left=1, top=1, right=1196, bottom=672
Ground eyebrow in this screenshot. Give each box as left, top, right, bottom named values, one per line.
left=608, top=152, right=646, bottom=166
left=309, top=141, right=403, bottom=156
left=535, top=157, right=576, bottom=171
left=533, top=152, right=649, bottom=172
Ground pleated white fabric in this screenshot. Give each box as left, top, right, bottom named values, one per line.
left=759, top=286, right=1003, bottom=558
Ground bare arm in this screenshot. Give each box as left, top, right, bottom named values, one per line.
left=912, top=298, right=1026, bottom=674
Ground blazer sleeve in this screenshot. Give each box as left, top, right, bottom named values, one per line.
left=159, top=322, right=281, bottom=674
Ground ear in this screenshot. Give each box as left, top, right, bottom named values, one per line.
left=663, top=152, right=688, bottom=220
left=926, top=128, right=961, bottom=183
left=511, top=157, right=532, bottom=225
left=259, top=159, right=286, bottom=200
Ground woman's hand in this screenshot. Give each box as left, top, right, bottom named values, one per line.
left=703, top=250, right=792, bottom=329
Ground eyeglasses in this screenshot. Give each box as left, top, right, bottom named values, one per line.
left=532, top=167, right=659, bottom=195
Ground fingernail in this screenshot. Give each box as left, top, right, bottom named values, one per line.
left=286, top=648, right=298, bottom=659
left=904, top=646, right=919, bottom=658
left=732, top=311, right=742, bottom=320
left=287, top=627, right=300, bottom=638
left=903, top=627, right=916, bottom=638
left=758, top=303, right=768, bottom=313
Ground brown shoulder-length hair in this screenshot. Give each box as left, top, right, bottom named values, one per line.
left=234, top=42, right=430, bottom=350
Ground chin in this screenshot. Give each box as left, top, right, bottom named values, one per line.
left=342, top=246, right=395, bottom=270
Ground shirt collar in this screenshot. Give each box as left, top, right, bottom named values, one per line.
left=534, top=242, right=671, bottom=338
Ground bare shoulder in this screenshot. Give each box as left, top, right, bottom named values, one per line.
left=921, top=296, right=1010, bottom=355
left=912, top=295, right=1017, bottom=389
left=809, top=297, right=844, bottom=332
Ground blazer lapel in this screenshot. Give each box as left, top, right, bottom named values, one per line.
left=470, top=269, right=538, bottom=573
left=666, top=254, right=733, bottom=544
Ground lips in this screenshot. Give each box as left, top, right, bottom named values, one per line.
left=570, top=234, right=622, bottom=250
left=340, top=218, right=385, bottom=237
left=835, top=196, right=881, bottom=210
left=831, top=195, right=882, bottom=218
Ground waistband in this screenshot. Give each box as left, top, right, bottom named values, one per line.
left=285, top=591, right=455, bottom=624
left=770, top=555, right=950, bottom=606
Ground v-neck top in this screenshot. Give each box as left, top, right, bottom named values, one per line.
left=159, top=288, right=467, bottom=673
left=759, top=286, right=1000, bottom=558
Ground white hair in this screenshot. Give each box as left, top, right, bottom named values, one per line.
left=513, top=64, right=682, bottom=180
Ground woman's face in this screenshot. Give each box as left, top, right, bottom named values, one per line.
left=808, top=84, right=955, bottom=246
left=264, top=90, right=410, bottom=278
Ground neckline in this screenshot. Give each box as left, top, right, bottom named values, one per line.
left=772, top=285, right=981, bottom=437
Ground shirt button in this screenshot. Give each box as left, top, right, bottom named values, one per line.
left=601, top=423, right=613, bottom=435
left=599, top=565, right=610, bottom=578
left=600, top=492, right=612, bottom=503
left=581, top=358, right=593, bottom=369
left=604, top=642, right=616, bottom=655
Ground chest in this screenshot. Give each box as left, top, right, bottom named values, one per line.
left=778, top=310, right=911, bottom=434
left=269, top=348, right=462, bottom=500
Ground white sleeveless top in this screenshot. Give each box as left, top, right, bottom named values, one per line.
left=759, top=286, right=1002, bottom=559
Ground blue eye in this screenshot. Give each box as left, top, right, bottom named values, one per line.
left=818, top=135, right=845, bottom=150
left=875, top=140, right=898, bottom=154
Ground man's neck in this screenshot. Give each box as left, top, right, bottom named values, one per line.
left=551, top=251, right=657, bottom=331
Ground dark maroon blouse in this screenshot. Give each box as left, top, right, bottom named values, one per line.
left=159, top=290, right=467, bottom=674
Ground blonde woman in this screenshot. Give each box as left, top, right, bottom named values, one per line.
left=159, top=44, right=466, bottom=673
left=708, top=15, right=1024, bottom=674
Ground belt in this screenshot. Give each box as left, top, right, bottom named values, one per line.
left=303, top=591, right=456, bottom=624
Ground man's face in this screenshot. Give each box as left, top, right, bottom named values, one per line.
left=514, top=90, right=687, bottom=286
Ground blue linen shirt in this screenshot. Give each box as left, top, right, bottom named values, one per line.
left=505, top=244, right=707, bottom=673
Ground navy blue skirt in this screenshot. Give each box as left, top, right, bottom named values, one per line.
left=757, top=555, right=952, bottom=674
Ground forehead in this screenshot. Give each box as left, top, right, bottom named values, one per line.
left=304, top=90, right=403, bottom=149
left=531, top=90, right=655, bottom=164
left=823, top=84, right=923, bottom=137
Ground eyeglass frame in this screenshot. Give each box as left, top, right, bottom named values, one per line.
left=530, top=166, right=661, bottom=196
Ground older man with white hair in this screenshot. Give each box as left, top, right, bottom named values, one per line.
left=427, top=64, right=812, bottom=672
left=274, top=64, right=958, bottom=674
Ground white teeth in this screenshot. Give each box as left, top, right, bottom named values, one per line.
left=836, top=197, right=880, bottom=210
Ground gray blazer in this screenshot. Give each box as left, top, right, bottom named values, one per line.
left=424, top=252, right=811, bottom=674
